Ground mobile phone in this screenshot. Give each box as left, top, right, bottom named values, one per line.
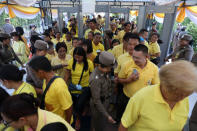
left=133, top=69, right=138, bottom=74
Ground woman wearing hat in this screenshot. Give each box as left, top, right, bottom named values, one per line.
left=90, top=51, right=117, bottom=131
left=165, top=34, right=194, bottom=62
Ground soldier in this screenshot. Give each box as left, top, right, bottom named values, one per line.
left=90, top=51, right=117, bottom=131
left=165, top=34, right=194, bottom=62
left=0, top=33, right=23, bottom=67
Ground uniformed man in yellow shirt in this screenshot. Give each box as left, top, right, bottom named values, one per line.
left=29, top=56, right=73, bottom=124
left=116, top=44, right=159, bottom=122
left=119, top=60, right=197, bottom=131
left=92, top=32, right=104, bottom=53
left=115, top=22, right=131, bottom=44
left=84, top=19, right=101, bottom=39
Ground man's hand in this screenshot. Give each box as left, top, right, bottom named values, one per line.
left=108, top=116, right=116, bottom=124
left=127, top=72, right=139, bottom=83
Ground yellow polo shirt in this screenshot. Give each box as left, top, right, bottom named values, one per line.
left=13, top=82, right=37, bottom=98
left=119, top=60, right=159, bottom=97
left=0, top=125, right=15, bottom=131
left=115, top=30, right=126, bottom=43
left=51, top=55, right=72, bottom=78
left=148, top=42, right=160, bottom=59
left=84, top=28, right=101, bottom=39
left=114, top=52, right=133, bottom=75
left=42, top=78, right=73, bottom=122
left=25, top=108, right=74, bottom=131
left=69, top=47, right=74, bottom=57
left=51, top=38, right=64, bottom=45
left=121, top=84, right=189, bottom=131
left=67, top=59, right=94, bottom=87
left=65, top=40, right=73, bottom=53
left=92, top=41, right=104, bottom=53
left=111, top=44, right=127, bottom=60
left=144, top=40, right=149, bottom=49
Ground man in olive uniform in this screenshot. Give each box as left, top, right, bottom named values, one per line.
left=90, top=51, right=117, bottom=131
left=165, top=34, right=194, bottom=62
left=0, top=33, right=23, bottom=67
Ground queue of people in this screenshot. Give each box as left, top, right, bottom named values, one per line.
left=0, top=15, right=197, bottom=131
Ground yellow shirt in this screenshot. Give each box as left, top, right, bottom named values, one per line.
left=92, top=41, right=104, bottom=53
left=25, top=108, right=74, bottom=131
left=51, top=55, right=72, bottom=78
left=69, top=47, right=74, bottom=56
left=13, top=82, right=37, bottom=98
left=115, top=30, right=126, bottom=43
left=114, top=52, right=132, bottom=75
left=51, top=38, right=64, bottom=45
left=111, top=44, right=127, bottom=60
left=144, top=40, right=149, bottom=49
left=121, top=84, right=189, bottom=131
left=107, top=49, right=113, bottom=54
left=65, top=40, right=73, bottom=53
left=84, top=28, right=101, bottom=39
left=148, top=42, right=160, bottom=59
left=119, top=60, right=159, bottom=97
left=87, top=52, right=97, bottom=62
left=0, top=124, right=15, bottom=131
left=67, top=23, right=78, bottom=37
left=42, top=78, right=73, bottom=121
left=67, top=59, right=94, bottom=87
left=46, top=52, right=57, bottom=62
left=12, top=40, right=28, bottom=64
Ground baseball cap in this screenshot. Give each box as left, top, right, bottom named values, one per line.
left=99, top=51, right=117, bottom=68
left=34, top=40, right=48, bottom=50
left=0, top=33, right=10, bottom=39
left=181, top=34, right=193, bottom=41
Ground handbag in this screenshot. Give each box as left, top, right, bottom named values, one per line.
left=69, top=66, right=85, bottom=96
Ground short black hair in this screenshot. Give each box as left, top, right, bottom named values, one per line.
left=47, top=41, right=54, bottom=49
left=0, top=64, right=26, bottom=82
left=62, top=27, right=69, bottom=34
left=123, top=32, right=140, bottom=42
left=139, top=29, right=148, bottom=35
left=134, top=44, right=148, bottom=55
left=41, top=122, right=68, bottom=131
left=94, top=32, right=101, bottom=37
left=123, top=22, right=131, bottom=27
left=89, top=19, right=97, bottom=24
left=56, top=42, right=67, bottom=53
left=112, top=39, right=120, bottom=45
left=151, top=32, right=160, bottom=38
left=28, top=56, right=52, bottom=72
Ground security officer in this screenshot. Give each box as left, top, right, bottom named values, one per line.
left=90, top=51, right=117, bottom=131
left=165, top=34, right=194, bottom=62
left=0, top=33, right=23, bottom=67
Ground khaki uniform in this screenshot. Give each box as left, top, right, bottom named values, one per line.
left=167, top=45, right=194, bottom=61
left=89, top=67, right=117, bottom=131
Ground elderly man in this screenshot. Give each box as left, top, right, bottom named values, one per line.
left=2, top=18, right=14, bottom=34
left=119, top=60, right=197, bottom=131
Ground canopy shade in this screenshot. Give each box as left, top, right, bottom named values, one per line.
left=0, top=4, right=41, bottom=19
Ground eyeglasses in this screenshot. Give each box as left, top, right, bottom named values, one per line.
left=1, top=119, right=14, bottom=127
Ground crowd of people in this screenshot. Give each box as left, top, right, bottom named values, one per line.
left=0, top=15, right=197, bottom=131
